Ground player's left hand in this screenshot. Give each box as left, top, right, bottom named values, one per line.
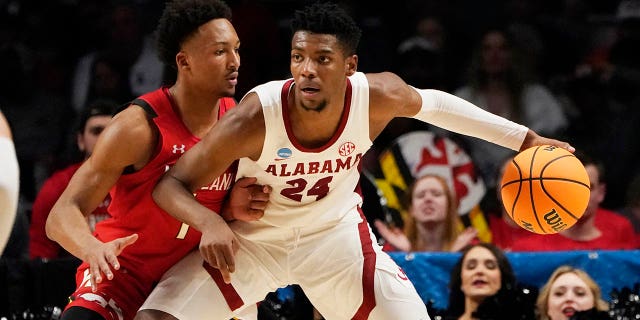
left=223, top=177, right=271, bottom=221
left=520, top=129, right=575, bottom=153
left=199, top=217, right=238, bottom=284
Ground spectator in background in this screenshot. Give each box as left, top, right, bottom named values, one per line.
left=439, top=243, right=536, bottom=320
left=512, top=151, right=637, bottom=251
left=487, top=156, right=535, bottom=251
left=562, top=0, right=640, bottom=209
left=394, top=16, right=450, bottom=91
left=29, top=101, right=115, bottom=260
left=83, top=54, right=133, bottom=110
left=0, top=110, right=19, bottom=253
left=618, top=172, right=640, bottom=243
left=444, top=28, right=568, bottom=188
left=71, top=2, right=163, bottom=113
left=374, top=174, right=477, bottom=252
left=536, top=265, right=611, bottom=320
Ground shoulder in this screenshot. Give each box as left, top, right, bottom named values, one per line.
left=246, top=79, right=289, bottom=106
left=106, top=105, right=156, bottom=142
left=365, top=72, right=407, bottom=96
left=89, top=105, right=158, bottom=167
left=365, top=72, right=414, bottom=107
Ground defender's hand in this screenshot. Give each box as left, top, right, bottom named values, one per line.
left=83, top=234, right=138, bottom=292
left=224, top=177, right=271, bottom=222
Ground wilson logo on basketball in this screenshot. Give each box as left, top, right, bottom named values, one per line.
left=338, top=142, right=356, bottom=156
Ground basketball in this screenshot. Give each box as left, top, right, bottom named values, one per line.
left=500, top=145, right=590, bottom=234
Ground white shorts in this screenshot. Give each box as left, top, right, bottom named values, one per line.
left=141, top=211, right=429, bottom=320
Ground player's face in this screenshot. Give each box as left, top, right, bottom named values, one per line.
left=546, top=272, right=595, bottom=320
left=410, top=176, right=448, bottom=223
left=460, top=247, right=502, bottom=302
left=290, top=31, right=357, bottom=112
left=78, top=115, right=111, bottom=157
left=179, top=18, right=240, bottom=97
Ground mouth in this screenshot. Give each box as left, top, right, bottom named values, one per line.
left=562, top=307, right=576, bottom=317
left=226, top=72, right=238, bottom=86
left=472, top=279, right=488, bottom=286
left=300, top=86, right=319, bottom=96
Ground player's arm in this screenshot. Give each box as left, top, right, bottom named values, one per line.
left=45, top=106, right=153, bottom=289
left=0, top=111, right=19, bottom=253
left=366, top=72, right=573, bottom=152
left=153, top=92, right=265, bottom=283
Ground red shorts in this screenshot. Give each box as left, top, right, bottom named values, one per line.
left=64, top=266, right=150, bottom=320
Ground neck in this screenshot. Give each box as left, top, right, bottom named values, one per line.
left=288, top=86, right=346, bottom=148
left=415, top=222, right=446, bottom=251
left=459, top=298, right=480, bottom=320
left=169, top=83, right=221, bottom=136
left=559, top=211, right=601, bottom=241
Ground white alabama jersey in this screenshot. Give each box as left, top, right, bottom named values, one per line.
left=237, top=72, right=373, bottom=227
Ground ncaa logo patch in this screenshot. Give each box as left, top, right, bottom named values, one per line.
left=276, top=147, right=292, bottom=160
left=338, top=142, right=356, bottom=156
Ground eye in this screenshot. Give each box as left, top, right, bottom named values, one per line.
left=319, top=56, right=330, bottom=63
left=432, top=190, right=444, bottom=197
left=574, top=288, right=588, bottom=297
left=484, top=260, right=497, bottom=269
left=89, top=126, right=105, bottom=135
left=464, top=259, right=477, bottom=270
left=291, top=53, right=302, bottom=62
left=215, top=49, right=225, bottom=56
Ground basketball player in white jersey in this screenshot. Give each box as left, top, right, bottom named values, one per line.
left=143, top=3, right=573, bottom=319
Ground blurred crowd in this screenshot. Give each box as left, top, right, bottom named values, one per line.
left=1, top=0, right=640, bottom=319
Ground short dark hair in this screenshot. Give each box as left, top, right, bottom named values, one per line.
left=291, top=2, right=362, bottom=55
left=156, top=0, right=232, bottom=69
left=77, top=100, right=117, bottom=133
left=446, top=243, right=516, bottom=318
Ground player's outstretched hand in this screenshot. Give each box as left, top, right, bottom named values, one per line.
left=374, top=220, right=411, bottom=252
left=520, top=129, right=575, bottom=153
left=199, top=221, right=238, bottom=284
left=84, top=233, right=138, bottom=292
left=224, top=177, right=271, bottom=222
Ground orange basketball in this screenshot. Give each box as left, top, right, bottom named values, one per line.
left=500, top=145, right=590, bottom=234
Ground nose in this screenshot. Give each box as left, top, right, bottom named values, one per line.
left=301, top=58, right=316, bottom=78
left=229, top=50, right=240, bottom=71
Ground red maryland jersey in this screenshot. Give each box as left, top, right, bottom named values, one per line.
left=89, top=87, right=237, bottom=285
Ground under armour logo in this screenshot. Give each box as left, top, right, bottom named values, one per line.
left=172, top=144, right=186, bottom=154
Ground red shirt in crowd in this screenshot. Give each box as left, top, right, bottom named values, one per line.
left=511, top=208, right=637, bottom=251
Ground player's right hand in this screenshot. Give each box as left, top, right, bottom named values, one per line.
left=199, top=221, right=238, bottom=284
left=225, top=177, right=271, bottom=222
left=84, top=233, right=138, bottom=292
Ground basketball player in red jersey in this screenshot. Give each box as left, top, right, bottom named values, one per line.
left=45, top=1, right=269, bottom=320
left=148, top=3, right=573, bottom=319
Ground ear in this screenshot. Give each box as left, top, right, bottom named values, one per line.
left=345, top=55, right=358, bottom=76
left=176, top=51, right=189, bottom=70
left=77, top=132, right=86, bottom=153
